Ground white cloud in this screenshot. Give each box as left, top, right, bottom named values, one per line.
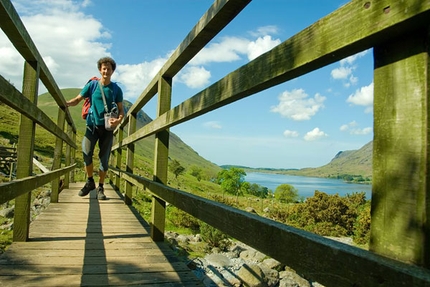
left=1, top=0, right=112, bottom=94
left=283, top=130, right=299, bottom=138
left=331, top=66, right=352, bottom=80
left=270, top=88, right=326, bottom=121
left=203, top=121, right=222, bottom=129
left=115, top=57, right=166, bottom=100
left=247, top=35, right=281, bottom=61
left=304, top=128, right=328, bottom=141
left=178, top=66, right=211, bottom=89
left=190, top=36, right=249, bottom=65
left=331, top=50, right=369, bottom=86
left=340, top=121, right=372, bottom=135
left=347, top=82, right=374, bottom=110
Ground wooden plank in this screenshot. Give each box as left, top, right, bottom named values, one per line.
left=371, top=28, right=430, bottom=266
left=123, top=172, right=430, bottom=287
left=0, top=183, right=202, bottom=286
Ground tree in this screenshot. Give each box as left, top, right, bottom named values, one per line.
left=216, top=167, right=246, bottom=200
left=189, top=165, right=203, bottom=181
left=169, top=159, right=185, bottom=179
left=274, top=184, right=299, bottom=203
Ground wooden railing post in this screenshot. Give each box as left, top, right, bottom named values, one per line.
left=13, top=60, right=39, bottom=242
left=64, top=124, right=73, bottom=188
left=371, top=28, right=430, bottom=268
left=70, top=131, right=76, bottom=183
left=50, top=107, right=66, bottom=203
left=151, top=76, right=172, bottom=241
left=124, top=115, right=136, bottom=205
left=114, top=127, right=124, bottom=189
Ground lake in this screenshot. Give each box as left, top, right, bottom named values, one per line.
left=245, top=172, right=372, bottom=200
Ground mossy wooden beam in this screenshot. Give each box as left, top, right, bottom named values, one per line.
left=120, top=171, right=430, bottom=287
left=0, top=0, right=76, bottom=131
left=119, top=0, right=430, bottom=147
left=151, top=76, right=172, bottom=242
left=0, top=75, right=76, bottom=149
left=124, top=115, right=136, bottom=205
left=0, top=164, right=76, bottom=204
left=13, top=61, right=39, bottom=242
left=371, top=28, right=430, bottom=267
left=124, top=0, right=251, bottom=125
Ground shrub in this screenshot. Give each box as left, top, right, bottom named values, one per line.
left=168, top=207, right=200, bottom=232
left=200, top=222, right=231, bottom=251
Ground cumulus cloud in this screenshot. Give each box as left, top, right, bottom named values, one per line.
left=270, top=88, right=326, bottom=121
left=1, top=2, right=282, bottom=98
left=340, top=121, right=372, bottom=135
left=283, top=130, right=299, bottom=138
left=347, top=82, right=374, bottom=113
left=247, top=35, right=281, bottom=61
left=190, top=28, right=281, bottom=65
left=331, top=50, right=369, bottom=87
left=304, top=128, right=328, bottom=141
left=0, top=0, right=112, bottom=93
left=115, top=57, right=167, bottom=99
left=178, top=66, right=211, bottom=89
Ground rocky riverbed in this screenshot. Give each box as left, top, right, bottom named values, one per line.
left=165, top=231, right=330, bottom=287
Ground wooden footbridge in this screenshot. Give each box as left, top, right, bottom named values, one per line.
left=1, top=0, right=430, bottom=286
left=0, top=183, right=201, bottom=286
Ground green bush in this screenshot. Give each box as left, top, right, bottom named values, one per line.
left=168, top=207, right=200, bottom=232
left=200, top=222, right=231, bottom=251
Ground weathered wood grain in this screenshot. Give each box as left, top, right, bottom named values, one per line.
left=0, top=183, right=202, bottom=286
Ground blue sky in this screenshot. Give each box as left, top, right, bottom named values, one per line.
left=0, top=0, right=373, bottom=169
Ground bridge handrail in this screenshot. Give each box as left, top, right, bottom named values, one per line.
left=109, top=0, right=430, bottom=286
left=0, top=0, right=78, bottom=241
left=111, top=168, right=430, bottom=287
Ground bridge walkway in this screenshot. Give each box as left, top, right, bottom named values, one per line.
left=0, top=182, right=202, bottom=286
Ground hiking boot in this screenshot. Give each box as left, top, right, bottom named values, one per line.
left=79, top=180, right=96, bottom=197
left=96, top=186, right=107, bottom=200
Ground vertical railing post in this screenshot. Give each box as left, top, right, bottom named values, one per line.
left=70, top=131, right=76, bottom=183
left=114, top=127, right=124, bottom=190
left=371, top=28, right=430, bottom=268
left=124, top=115, right=136, bottom=205
left=151, top=76, right=172, bottom=241
left=13, top=60, right=39, bottom=242
left=64, top=124, right=73, bottom=188
left=50, top=106, right=66, bottom=203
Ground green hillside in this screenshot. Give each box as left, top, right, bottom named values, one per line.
left=287, top=141, right=373, bottom=179
left=0, top=89, right=221, bottom=185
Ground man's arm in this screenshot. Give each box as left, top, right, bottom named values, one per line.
left=66, top=94, right=84, bottom=107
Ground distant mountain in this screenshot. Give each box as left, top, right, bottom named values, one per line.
left=291, top=141, right=373, bottom=178
left=223, top=141, right=373, bottom=179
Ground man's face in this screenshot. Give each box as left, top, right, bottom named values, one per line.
left=99, top=63, right=113, bottom=78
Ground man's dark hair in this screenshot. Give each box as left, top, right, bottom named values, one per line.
left=97, top=57, right=116, bottom=71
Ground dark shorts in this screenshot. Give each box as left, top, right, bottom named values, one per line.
left=82, top=125, right=113, bottom=171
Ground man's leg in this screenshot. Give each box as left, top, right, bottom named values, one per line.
left=80, top=127, right=98, bottom=197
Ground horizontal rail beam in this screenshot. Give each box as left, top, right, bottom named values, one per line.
left=117, top=0, right=430, bottom=148
left=0, top=75, right=76, bottom=149
left=113, top=170, right=430, bottom=287
left=0, top=164, right=76, bottom=204
left=122, top=0, right=251, bottom=127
